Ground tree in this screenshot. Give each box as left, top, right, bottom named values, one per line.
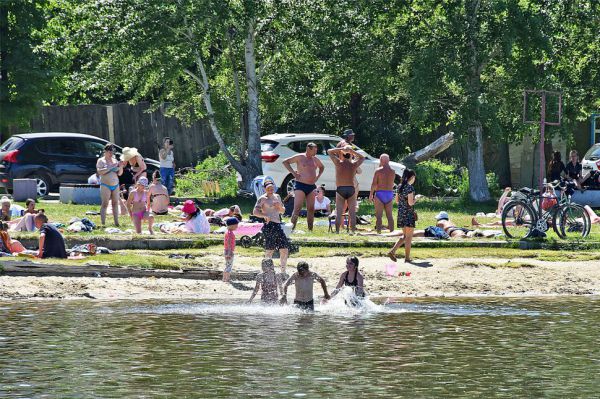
left=58, top=0, right=300, bottom=189
left=0, top=0, right=55, bottom=136
left=400, top=0, right=549, bottom=201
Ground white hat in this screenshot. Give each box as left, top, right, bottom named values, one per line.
left=120, top=147, right=140, bottom=162
left=435, top=211, right=449, bottom=221
left=0, top=196, right=10, bottom=205
left=137, top=176, right=149, bottom=187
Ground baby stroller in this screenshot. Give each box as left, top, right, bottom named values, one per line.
left=239, top=224, right=299, bottom=255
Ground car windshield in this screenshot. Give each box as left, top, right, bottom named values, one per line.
left=584, top=144, right=600, bottom=161
left=0, top=137, right=23, bottom=152
left=261, top=140, right=278, bottom=152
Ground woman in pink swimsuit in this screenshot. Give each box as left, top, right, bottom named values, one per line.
left=126, top=176, right=154, bottom=234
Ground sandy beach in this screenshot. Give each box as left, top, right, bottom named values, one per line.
left=1, top=256, right=598, bottom=300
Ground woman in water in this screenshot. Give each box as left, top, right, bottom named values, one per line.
left=121, top=147, right=147, bottom=182
left=330, top=256, right=365, bottom=300
left=147, top=171, right=170, bottom=215
left=248, top=258, right=284, bottom=304
left=127, top=176, right=154, bottom=234
left=388, top=169, right=417, bottom=263
left=96, top=143, right=123, bottom=226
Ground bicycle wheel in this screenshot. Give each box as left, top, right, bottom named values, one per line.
left=501, top=200, right=536, bottom=239
left=558, top=205, right=591, bottom=239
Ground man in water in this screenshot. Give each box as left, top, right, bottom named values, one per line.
left=282, top=142, right=325, bottom=231
left=282, top=262, right=330, bottom=311
left=370, top=154, right=396, bottom=233
left=327, top=146, right=365, bottom=234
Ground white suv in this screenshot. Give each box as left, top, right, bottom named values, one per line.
left=260, top=133, right=405, bottom=195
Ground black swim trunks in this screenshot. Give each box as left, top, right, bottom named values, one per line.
left=294, top=181, right=317, bottom=196
left=294, top=299, right=315, bottom=311
left=262, top=221, right=290, bottom=251
left=336, top=186, right=355, bottom=200
left=446, top=227, right=472, bottom=236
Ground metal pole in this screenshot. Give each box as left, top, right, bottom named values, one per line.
left=539, top=91, right=546, bottom=193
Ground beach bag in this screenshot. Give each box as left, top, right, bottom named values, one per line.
left=424, top=226, right=449, bottom=240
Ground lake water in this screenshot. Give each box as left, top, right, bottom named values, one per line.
left=1, top=296, right=599, bottom=398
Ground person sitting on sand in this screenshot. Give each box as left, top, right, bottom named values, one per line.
left=127, top=176, right=155, bottom=235
left=330, top=256, right=365, bottom=301
left=282, top=261, right=330, bottom=311
left=248, top=259, right=284, bottom=304
left=34, top=213, right=67, bottom=259
left=148, top=171, right=170, bottom=215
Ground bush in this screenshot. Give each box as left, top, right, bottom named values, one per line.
left=458, top=169, right=502, bottom=202
left=175, top=153, right=238, bottom=198
left=414, top=159, right=464, bottom=197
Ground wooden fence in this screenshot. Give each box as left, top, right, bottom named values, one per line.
left=24, top=102, right=218, bottom=167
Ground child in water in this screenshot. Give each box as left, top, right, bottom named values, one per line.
left=127, top=177, right=154, bottom=234
left=248, top=259, right=284, bottom=304
left=223, top=217, right=238, bottom=282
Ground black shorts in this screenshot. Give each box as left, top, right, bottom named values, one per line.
left=294, top=181, right=317, bottom=196
left=262, top=222, right=290, bottom=251
left=294, top=299, right=314, bottom=311
left=336, top=186, right=355, bottom=200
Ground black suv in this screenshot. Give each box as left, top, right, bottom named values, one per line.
left=0, top=132, right=160, bottom=196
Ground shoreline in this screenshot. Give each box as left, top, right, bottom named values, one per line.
left=1, top=256, right=598, bottom=301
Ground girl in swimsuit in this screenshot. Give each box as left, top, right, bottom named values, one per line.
left=126, top=176, right=154, bottom=234
left=248, top=258, right=284, bottom=304
left=96, top=143, right=123, bottom=226
left=148, top=170, right=170, bottom=215
left=331, top=256, right=365, bottom=300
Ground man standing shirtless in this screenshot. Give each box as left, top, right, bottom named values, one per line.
left=282, top=143, right=325, bottom=231
left=327, top=146, right=365, bottom=234
left=282, top=261, right=330, bottom=311
left=370, top=154, right=397, bottom=233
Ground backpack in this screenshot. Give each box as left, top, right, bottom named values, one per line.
left=424, top=226, right=450, bottom=240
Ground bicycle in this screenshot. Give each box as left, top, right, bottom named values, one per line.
left=501, top=180, right=591, bottom=239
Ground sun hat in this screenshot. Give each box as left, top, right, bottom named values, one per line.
left=181, top=200, right=197, bottom=214
left=120, top=147, right=140, bottom=162
left=435, top=211, right=449, bottom=221
left=0, top=196, right=10, bottom=205
left=225, top=217, right=239, bottom=226
left=137, top=176, right=149, bottom=187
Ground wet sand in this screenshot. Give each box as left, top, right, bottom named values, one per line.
left=1, top=256, right=598, bottom=300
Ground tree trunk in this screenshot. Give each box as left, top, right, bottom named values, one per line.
left=243, top=20, right=263, bottom=187
left=349, top=92, right=362, bottom=131
left=401, top=132, right=455, bottom=168
left=467, top=123, right=491, bottom=202
left=226, top=31, right=247, bottom=162
left=0, top=4, right=9, bottom=137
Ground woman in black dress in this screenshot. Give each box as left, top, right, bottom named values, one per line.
left=388, top=169, right=417, bottom=263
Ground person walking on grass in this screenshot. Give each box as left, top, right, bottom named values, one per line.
left=248, top=258, right=284, bottom=304
left=281, top=262, right=330, bottom=311
left=159, top=137, right=176, bottom=195
left=327, top=146, right=365, bottom=234
left=252, top=180, right=290, bottom=274
left=388, top=169, right=417, bottom=263
left=126, top=177, right=154, bottom=235
left=370, top=154, right=396, bottom=233
left=97, top=143, right=123, bottom=227
left=282, top=142, right=325, bottom=232
left=223, top=217, right=238, bottom=283
left=34, top=213, right=67, bottom=259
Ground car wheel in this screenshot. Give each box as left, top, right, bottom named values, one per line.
left=30, top=174, right=52, bottom=197
left=280, top=174, right=296, bottom=196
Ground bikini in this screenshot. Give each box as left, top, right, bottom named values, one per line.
left=375, top=190, right=394, bottom=205
left=132, top=191, right=147, bottom=220
left=100, top=182, right=119, bottom=191
left=343, top=271, right=365, bottom=299
left=294, top=181, right=317, bottom=196
left=131, top=158, right=147, bottom=178
left=336, top=186, right=355, bottom=199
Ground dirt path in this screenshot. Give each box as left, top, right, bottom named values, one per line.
left=0, top=256, right=598, bottom=300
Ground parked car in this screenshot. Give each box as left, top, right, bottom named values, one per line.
left=582, top=143, right=600, bottom=184
left=260, top=133, right=405, bottom=196
left=0, top=132, right=160, bottom=196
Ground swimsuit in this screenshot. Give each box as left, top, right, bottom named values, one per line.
left=343, top=271, right=365, bottom=303
left=446, top=227, right=472, bottom=236
left=293, top=299, right=314, bottom=311
left=375, top=190, right=394, bottom=205
left=294, top=181, right=317, bottom=196
left=258, top=272, right=279, bottom=304
left=336, top=186, right=355, bottom=200
left=132, top=191, right=148, bottom=220
left=100, top=182, right=119, bottom=191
